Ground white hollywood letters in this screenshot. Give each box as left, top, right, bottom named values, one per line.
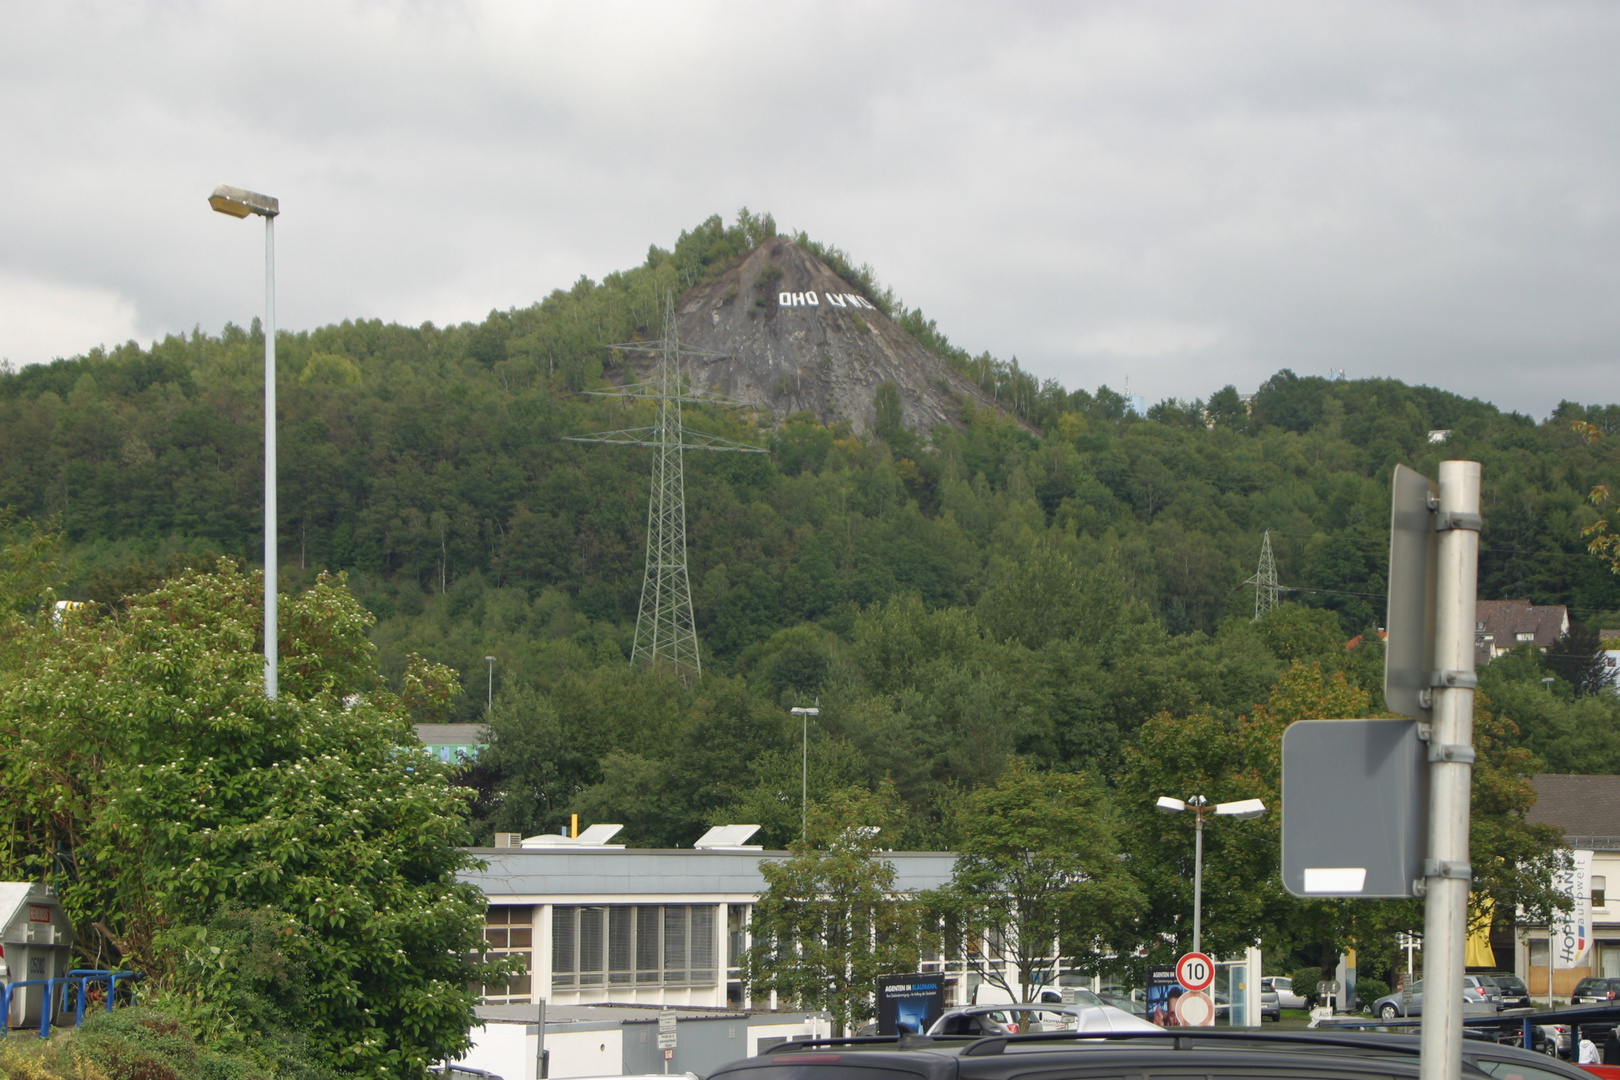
left=778, top=290, right=878, bottom=310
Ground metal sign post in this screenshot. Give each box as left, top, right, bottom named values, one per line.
left=1277, top=460, right=1481, bottom=1080
left=1417, top=461, right=1482, bottom=1080
left=658, top=1009, right=677, bottom=1074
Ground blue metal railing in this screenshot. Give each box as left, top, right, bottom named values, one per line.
left=2, top=969, right=142, bottom=1038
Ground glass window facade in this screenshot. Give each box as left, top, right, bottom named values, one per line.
left=481, top=905, right=534, bottom=1003
left=553, top=905, right=716, bottom=988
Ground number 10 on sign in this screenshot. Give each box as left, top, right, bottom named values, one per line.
left=1176, top=952, right=1214, bottom=992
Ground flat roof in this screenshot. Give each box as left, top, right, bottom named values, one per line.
left=414, top=722, right=487, bottom=745
left=461, top=847, right=957, bottom=899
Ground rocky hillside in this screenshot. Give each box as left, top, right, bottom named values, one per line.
left=662, top=239, right=1018, bottom=435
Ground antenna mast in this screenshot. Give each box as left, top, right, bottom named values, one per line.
left=566, top=293, right=765, bottom=684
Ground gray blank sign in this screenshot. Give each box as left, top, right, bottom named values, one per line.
left=1282, top=718, right=1427, bottom=898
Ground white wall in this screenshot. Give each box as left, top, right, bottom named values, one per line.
left=456, top=1020, right=538, bottom=1080
left=548, top=1028, right=626, bottom=1078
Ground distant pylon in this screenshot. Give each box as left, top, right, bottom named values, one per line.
left=1245, top=530, right=1281, bottom=619
left=565, top=293, right=765, bottom=684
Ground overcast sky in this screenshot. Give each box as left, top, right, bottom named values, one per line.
left=2, top=1, right=1617, bottom=418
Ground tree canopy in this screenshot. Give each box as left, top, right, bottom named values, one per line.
left=0, top=556, right=496, bottom=1079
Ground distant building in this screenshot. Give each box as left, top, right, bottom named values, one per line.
left=1475, top=600, right=1569, bottom=666
left=1602, top=630, right=1620, bottom=687
left=1427, top=429, right=1452, bottom=443
left=414, top=722, right=487, bottom=764
left=459, top=826, right=957, bottom=1011
left=1517, top=774, right=1620, bottom=994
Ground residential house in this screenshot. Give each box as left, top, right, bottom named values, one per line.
left=1475, top=601, right=1570, bottom=666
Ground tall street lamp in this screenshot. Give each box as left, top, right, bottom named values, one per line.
left=209, top=184, right=280, bottom=699
left=1156, top=795, right=1266, bottom=954
left=485, top=655, right=497, bottom=712
left=790, top=706, right=820, bottom=839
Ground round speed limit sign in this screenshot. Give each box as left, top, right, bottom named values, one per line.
left=1175, top=951, right=1215, bottom=992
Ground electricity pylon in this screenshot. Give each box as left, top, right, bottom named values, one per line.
left=1244, top=529, right=1281, bottom=619
left=565, top=293, right=765, bottom=684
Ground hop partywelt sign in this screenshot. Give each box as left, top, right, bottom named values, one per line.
left=1551, top=849, right=1593, bottom=970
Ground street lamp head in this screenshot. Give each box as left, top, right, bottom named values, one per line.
left=1156, top=796, right=1186, bottom=814
left=1214, top=798, right=1267, bottom=820
left=485, top=656, right=497, bottom=663
left=209, top=184, right=279, bottom=219
left=790, top=707, right=820, bottom=716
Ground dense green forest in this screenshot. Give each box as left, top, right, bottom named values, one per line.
left=4, top=210, right=1620, bottom=862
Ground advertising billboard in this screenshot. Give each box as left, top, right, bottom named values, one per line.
left=876, top=973, right=948, bottom=1036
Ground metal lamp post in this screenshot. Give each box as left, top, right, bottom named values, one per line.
left=1156, top=795, right=1267, bottom=954
left=485, top=656, right=497, bottom=712
left=790, top=706, right=820, bottom=839
left=209, top=184, right=280, bottom=700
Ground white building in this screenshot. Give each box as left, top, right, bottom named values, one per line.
left=458, top=827, right=957, bottom=1011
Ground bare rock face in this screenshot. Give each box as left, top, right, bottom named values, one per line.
left=665, top=239, right=1012, bottom=435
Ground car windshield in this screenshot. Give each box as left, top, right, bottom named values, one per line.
left=1494, top=976, right=1527, bottom=992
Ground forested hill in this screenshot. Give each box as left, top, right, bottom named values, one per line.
left=4, top=210, right=1620, bottom=846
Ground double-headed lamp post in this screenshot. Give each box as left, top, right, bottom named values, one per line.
left=1155, top=795, right=1267, bottom=955
left=790, top=706, right=820, bottom=838
left=209, top=184, right=280, bottom=700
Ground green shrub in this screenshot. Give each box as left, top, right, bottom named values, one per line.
left=1356, top=976, right=1390, bottom=1010
left=1290, top=965, right=1330, bottom=1008
left=0, top=1005, right=306, bottom=1080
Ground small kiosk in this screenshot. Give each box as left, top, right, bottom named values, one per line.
left=1, top=882, right=77, bottom=1029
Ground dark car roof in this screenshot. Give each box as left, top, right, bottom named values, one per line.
left=710, top=1030, right=1526, bottom=1080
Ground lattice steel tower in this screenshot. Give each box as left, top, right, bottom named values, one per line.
left=1244, top=529, right=1281, bottom=619
left=566, top=294, right=765, bottom=684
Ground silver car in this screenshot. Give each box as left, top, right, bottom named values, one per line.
left=1371, top=977, right=1498, bottom=1019
left=1261, top=976, right=1308, bottom=1010
left=927, top=1003, right=1160, bottom=1036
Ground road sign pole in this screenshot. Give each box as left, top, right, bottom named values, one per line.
left=1419, top=461, right=1481, bottom=1080
left=1193, top=809, right=1204, bottom=955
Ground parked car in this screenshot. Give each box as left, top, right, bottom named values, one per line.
left=927, top=1002, right=1160, bottom=1036
left=1571, top=977, right=1620, bottom=1005
left=708, top=1025, right=1596, bottom=1080
left=1482, top=972, right=1532, bottom=1009
left=1262, top=976, right=1308, bottom=1010
left=1261, top=984, right=1282, bottom=1022
left=1099, top=993, right=1148, bottom=1017
left=1370, top=977, right=1499, bottom=1019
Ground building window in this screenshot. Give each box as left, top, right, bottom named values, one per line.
left=1517, top=632, right=1536, bottom=643
left=482, top=905, right=534, bottom=1003
left=1595, top=876, right=1608, bottom=910
left=552, top=905, right=717, bottom=988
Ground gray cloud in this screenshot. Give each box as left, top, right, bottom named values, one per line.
left=2, top=0, right=1617, bottom=417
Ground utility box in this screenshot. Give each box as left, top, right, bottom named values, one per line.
left=2, top=882, right=78, bottom=1029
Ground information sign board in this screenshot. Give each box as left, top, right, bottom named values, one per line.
left=1385, top=464, right=1439, bottom=720
left=1282, top=717, right=1426, bottom=898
